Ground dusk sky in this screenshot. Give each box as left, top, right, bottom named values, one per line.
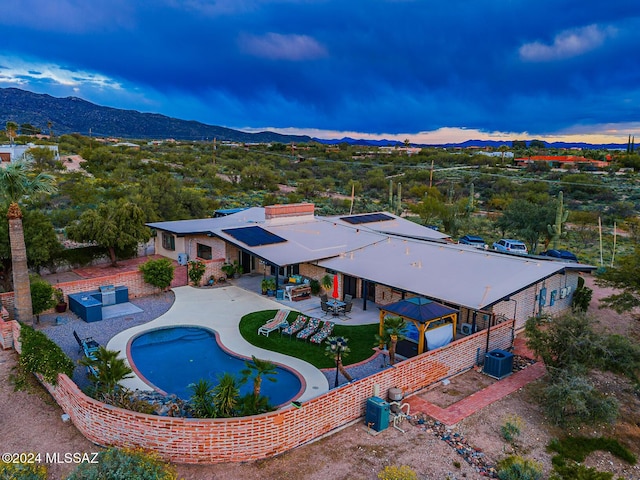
left=1, top=0, right=639, bottom=144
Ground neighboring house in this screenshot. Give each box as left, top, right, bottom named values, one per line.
left=0, top=143, right=60, bottom=163
left=148, top=203, right=594, bottom=335
left=514, top=155, right=609, bottom=169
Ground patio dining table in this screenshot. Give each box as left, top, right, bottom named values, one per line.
left=326, top=299, right=346, bottom=316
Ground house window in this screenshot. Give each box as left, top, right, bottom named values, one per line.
left=197, top=243, right=212, bottom=260
left=162, top=233, right=175, bottom=251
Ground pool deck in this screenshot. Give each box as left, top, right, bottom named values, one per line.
left=108, top=286, right=330, bottom=402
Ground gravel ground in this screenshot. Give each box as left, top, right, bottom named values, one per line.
left=38, top=292, right=175, bottom=390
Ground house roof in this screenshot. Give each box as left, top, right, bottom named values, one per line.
left=317, top=237, right=593, bottom=310
left=147, top=208, right=449, bottom=266
left=147, top=207, right=266, bottom=235
left=148, top=205, right=595, bottom=310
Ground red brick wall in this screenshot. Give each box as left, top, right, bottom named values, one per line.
left=0, top=264, right=189, bottom=320
left=0, top=319, right=13, bottom=349
left=9, top=320, right=515, bottom=464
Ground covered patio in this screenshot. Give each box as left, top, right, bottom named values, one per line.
left=379, top=297, right=458, bottom=357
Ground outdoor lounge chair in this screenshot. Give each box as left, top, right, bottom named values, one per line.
left=73, top=330, right=99, bottom=356
left=296, top=317, right=320, bottom=341
left=310, top=321, right=335, bottom=344
left=257, top=309, right=290, bottom=336
left=281, top=315, right=308, bottom=338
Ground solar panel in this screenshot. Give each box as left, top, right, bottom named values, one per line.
left=340, top=213, right=394, bottom=225
left=222, top=226, right=287, bottom=247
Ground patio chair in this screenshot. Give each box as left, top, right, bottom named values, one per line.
left=257, top=309, right=290, bottom=336
left=281, top=315, right=308, bottom=338
left=73, top=330, right=99, bottom=356
left=320, top=300, right=331, bottom=317
left=310, top=321, right=335, bottom=344
left=340, top=302, right=353, bottom=319
left=296, top=317, right=321, bottom=341
left=344, top=294, right=353, bottom=304
left=320, top=293, right=328, bottom=303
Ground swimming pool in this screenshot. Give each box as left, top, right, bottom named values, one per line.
left=129, top=326, right=303, bottom=406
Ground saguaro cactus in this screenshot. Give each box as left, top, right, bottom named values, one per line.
left=547, top=191, right=569, bottom=249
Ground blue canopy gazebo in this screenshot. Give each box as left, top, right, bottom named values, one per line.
left=379, top=297, right=458, bottom=356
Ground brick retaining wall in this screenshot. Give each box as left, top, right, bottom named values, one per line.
left=0, top=264, right=189, bottom=321
left=7, top=320, right=515, bottom=463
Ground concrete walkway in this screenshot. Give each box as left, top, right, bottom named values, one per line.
left=108, top=285, right=329, bottom=402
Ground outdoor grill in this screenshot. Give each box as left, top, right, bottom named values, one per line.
left=99, top=285, right=116, bottom=306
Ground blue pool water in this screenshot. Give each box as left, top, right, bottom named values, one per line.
left=130, top=326, right=302, bottom=406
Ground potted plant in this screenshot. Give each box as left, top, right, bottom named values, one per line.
left=261, top=278, right=270, bottom=295
left=309, top=279, right=321, bottom=296
left=232, top=260, right=242, bottom=278
left=321, top=274, right=333, bottom=293
left=54, top=288, right=67, bottom=313
left=266, top=278, right=277, bottom=296
left=221, top=262, right=236, bottom=279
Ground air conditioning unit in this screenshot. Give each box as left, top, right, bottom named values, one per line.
left=483, top=349, right=514, bottom=380
left=177, top=253, right=189, bottom=266
left=460, top=323, right=475, bottom=335
left=559, top=287, right=567, bottom=299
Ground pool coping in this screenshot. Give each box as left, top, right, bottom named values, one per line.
left=107, top=285, right=329, bottom=403
left=126, top=325, right=307, bottom=407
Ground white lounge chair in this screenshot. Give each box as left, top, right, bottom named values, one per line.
left=257, top=309, right=290, bottom=336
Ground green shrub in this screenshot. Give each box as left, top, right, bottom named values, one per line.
left=0, top=459, right=47, bottom=479
left=501, top=414, right=524, bottom=443
left=18, top=323, right=75, bottom=385
left=549, top=462, right=618, bottom=480
left=30, top=278, right=56, bottom=322
left=548, top=436, right=636, bottom=466
left=596, top=334, right=640, bottom=383
left=572, top=277, right=593, bottom=312
left=187, top=259, right=206, bottom=286
left=543, top=371, right=618, bottom=427
left=377, top=465, right=419, bottom=480
left=139, top=258, right=175, bottom=290
left=66, top=447, right=177, bottom=480
left=497, top=455, right=544, bottom=480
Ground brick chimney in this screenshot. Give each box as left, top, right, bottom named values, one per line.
left=264, top=203, right=315, bottom=220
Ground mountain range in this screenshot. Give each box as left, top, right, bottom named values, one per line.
left=0, top=88, right=312, bottom=144
left=0, top=87, right=627, bottom=149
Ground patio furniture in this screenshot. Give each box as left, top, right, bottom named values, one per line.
left=320, top=301, right=331, bottom=316
left=326, top=299, right=346, bottom=317
left=310, top=321, right=335, bottom=344
left=281, top=315, right=308, bottom=338
left=296, top=317, right=320, bottom=341
left=320, top=293, right=328, bottom=303
left=257, top=309, right=290, bottom=336
left=344, top=294, right=353, bottom=304
left=339, top=302, right=353, bottom=319
left=73, top=330, right=99, bottom=356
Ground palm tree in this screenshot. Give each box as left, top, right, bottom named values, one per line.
left=80, top=347, right=133, bottom=396
left=188, top=379, right=216, bottom=418
left=0, top=161, right=57, bottom=324
left=5, top=121, right=18, bottom=146
left=375, top=316, right=408, bottom=365
left=212, top=373, right=240, bottom=418
left=241, top=355, right=278, bottom=399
